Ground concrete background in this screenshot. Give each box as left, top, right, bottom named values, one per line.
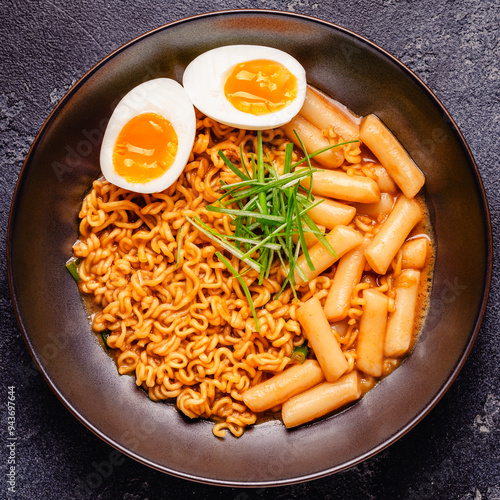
left=1, top=1, right=498, bottom=499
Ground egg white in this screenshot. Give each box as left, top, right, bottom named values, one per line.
left=182, top=45, right=307, bottom=130
left=100, top=78, right=196, bottom=194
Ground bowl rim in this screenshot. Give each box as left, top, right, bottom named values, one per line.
left=7, top=8, right=493, bottom=486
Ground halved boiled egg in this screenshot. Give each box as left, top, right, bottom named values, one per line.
left=100, top=78, right=196, bottom=194
left=182, top=45, right=307, bottom=130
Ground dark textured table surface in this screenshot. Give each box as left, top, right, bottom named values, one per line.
left=1, top=1, right=499, bottom=499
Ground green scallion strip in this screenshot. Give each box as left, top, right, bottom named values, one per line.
left=293, top=130, right=313, bottom=172
left=293, top=130, right=315, bottom=201
left=239, top=144, right=251, bottom=179
left=221, top=166, right=317, bottom=193
left=294, top=191, right=315, bottom=271
left=256, top=131, right=271, bottom=285
left=216, top=251, right=260, bottom=332
left=223, top=234, right=281, bottom=251
left=206, top=205, right=286, bottom=223
left=290, top=139, right=360, bottom=171
left=284, top=142, right=294, bottom=175
left=218, top=150, right=250, bottom=181
left=235, top=194, right=322, bottom=261
left=65, top=259, right=80, bottom=282
left=293, top=233, right=308, bottom=283
left=301, top=212, right=337, bottom=258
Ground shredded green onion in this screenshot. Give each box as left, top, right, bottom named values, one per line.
left=186, top=135, right=358, bottom=300
left=186, top=216, right=262, bottom=273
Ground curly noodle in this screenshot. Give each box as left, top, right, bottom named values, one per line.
left=73, top=110, right=429, bottom=437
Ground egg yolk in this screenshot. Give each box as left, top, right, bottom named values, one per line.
left=224, top=59, right=298, bottom=116
left=113, top=112, right=178, bottom=184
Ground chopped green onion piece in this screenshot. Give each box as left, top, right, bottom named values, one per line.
left=65, top=260, right=80, bottom=282
left=101, top=330, right=111, bottom=349
left=216, top=251, right=260, bottom=332
left=291, top=341, right=309, bottom=364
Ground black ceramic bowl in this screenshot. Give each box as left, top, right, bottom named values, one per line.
left=7, top=10, right=492, bottom=486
